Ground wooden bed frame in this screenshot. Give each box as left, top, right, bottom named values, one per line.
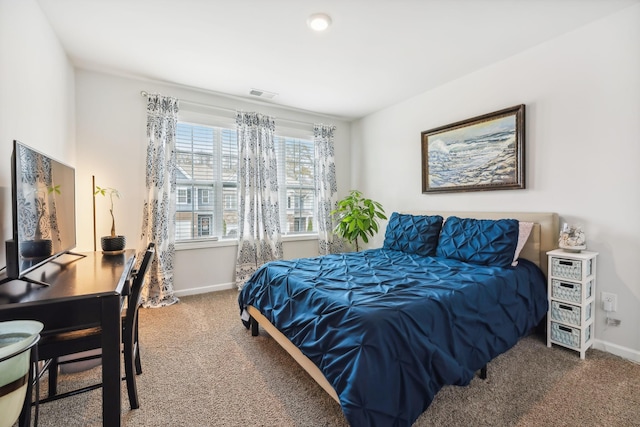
left=247, top=211, right=559, bottom=404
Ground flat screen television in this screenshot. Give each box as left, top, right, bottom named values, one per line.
left=3, top=140, right=78, bottom=284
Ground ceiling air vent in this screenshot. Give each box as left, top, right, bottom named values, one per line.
left=249, top=88, right=278, bottom=99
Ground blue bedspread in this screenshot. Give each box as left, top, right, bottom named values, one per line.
left=238, top=249, right=547, bottom=427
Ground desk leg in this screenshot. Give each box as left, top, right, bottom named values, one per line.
left=102, top=295, right=121, bottom=427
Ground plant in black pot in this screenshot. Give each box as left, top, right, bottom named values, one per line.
left=94, top=186, right=126, bottom=253
left=331, top=190, right=387, bottom=252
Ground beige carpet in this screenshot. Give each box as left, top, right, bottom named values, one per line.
left=23, top=289, right=640, bottom=426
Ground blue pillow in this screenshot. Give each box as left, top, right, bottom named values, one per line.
left=436, top=216, right=519, bottom=267
left=383, top=213, right=443, bottom=256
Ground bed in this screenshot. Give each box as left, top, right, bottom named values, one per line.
left=238, top=211, right=558, bottom=426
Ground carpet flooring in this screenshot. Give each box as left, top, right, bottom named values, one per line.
left=23, top=289, right=640, bottom=426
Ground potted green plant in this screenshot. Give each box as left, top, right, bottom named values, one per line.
left=331, top=190, right=387, bottom=251
left=94, top=186, right=126, bottom=253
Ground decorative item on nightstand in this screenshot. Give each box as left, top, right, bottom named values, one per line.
left=546, top=249, right=598, bottom=359
left=558, top=222, right=586, bottom=252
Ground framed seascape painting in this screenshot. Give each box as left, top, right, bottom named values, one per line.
left=421, top=104, right=525, bottom=193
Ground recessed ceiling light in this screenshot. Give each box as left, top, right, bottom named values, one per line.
left=307, top=13, right=332, bottom=32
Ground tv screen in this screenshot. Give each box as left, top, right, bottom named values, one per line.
left=6, top=140, right=77, bottom=280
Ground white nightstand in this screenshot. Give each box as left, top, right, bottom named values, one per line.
left=546, top=249, right=598, bottom=359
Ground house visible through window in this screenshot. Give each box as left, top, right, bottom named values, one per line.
left=175, top=121, right=317, bottom=242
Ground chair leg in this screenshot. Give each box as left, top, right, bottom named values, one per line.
left=47, top=358, right=59, bottom=398
left=123, top=336, right=140, bottom=409
left=134, top=317, right=142, bottom=375
left=134, top=342, right=142, bottom=375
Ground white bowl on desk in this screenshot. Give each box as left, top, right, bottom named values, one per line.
left=0, top=320, right=43, bottom=427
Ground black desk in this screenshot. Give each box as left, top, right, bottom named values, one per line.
left=0, top=250, right=136, bottom=427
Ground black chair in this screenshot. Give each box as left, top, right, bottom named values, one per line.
left=35, top=243, right=155, bottom=410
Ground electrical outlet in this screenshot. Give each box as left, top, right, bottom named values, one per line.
left=601, top=292, right=618, bottom=312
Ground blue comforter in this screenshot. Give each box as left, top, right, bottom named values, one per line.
left=238, top=249, right=547, bottom=426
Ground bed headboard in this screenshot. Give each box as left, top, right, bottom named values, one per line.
left=401, top=211, right=559, bottom=275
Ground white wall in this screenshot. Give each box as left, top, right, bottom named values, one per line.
left=0, top=0, right=75, bottom=265
left=74, top=70, right=352, bottom=294
left=351, top=5, right=640, bottom=359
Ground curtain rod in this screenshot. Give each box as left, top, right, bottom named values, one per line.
left=140, top=90, right=321, bottom=128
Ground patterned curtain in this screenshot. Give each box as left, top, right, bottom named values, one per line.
left=314, top=124, right=344, bottom=255
left=235, top=111, right=283, bottom=289
left=139, top=93, right=179, bottom=308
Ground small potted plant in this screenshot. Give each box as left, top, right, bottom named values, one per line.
left=94, top=185, right=126, bottom=253
left=331, top=190, right=387, bottom=252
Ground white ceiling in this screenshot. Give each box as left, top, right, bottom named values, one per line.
left=37, top=0, right=638, bottom=120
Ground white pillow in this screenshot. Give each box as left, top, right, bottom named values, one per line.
left=512, top=222, right=534, bottom=266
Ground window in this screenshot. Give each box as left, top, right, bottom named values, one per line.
left=224, top=193, right=236, bottom=210
left=177, top=188, right=192, bottom=205
left=276, top=136, right=316, bottom=234
left=175, top=122, right=238, bottom=240
left=175, top=120, right=317, bottom=242
left=199, top=189, right=210, bottom=205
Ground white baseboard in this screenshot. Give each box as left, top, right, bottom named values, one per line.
left=592, top=339, right=640, bottom=364
left=174, top=282, right=236, bottom=297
